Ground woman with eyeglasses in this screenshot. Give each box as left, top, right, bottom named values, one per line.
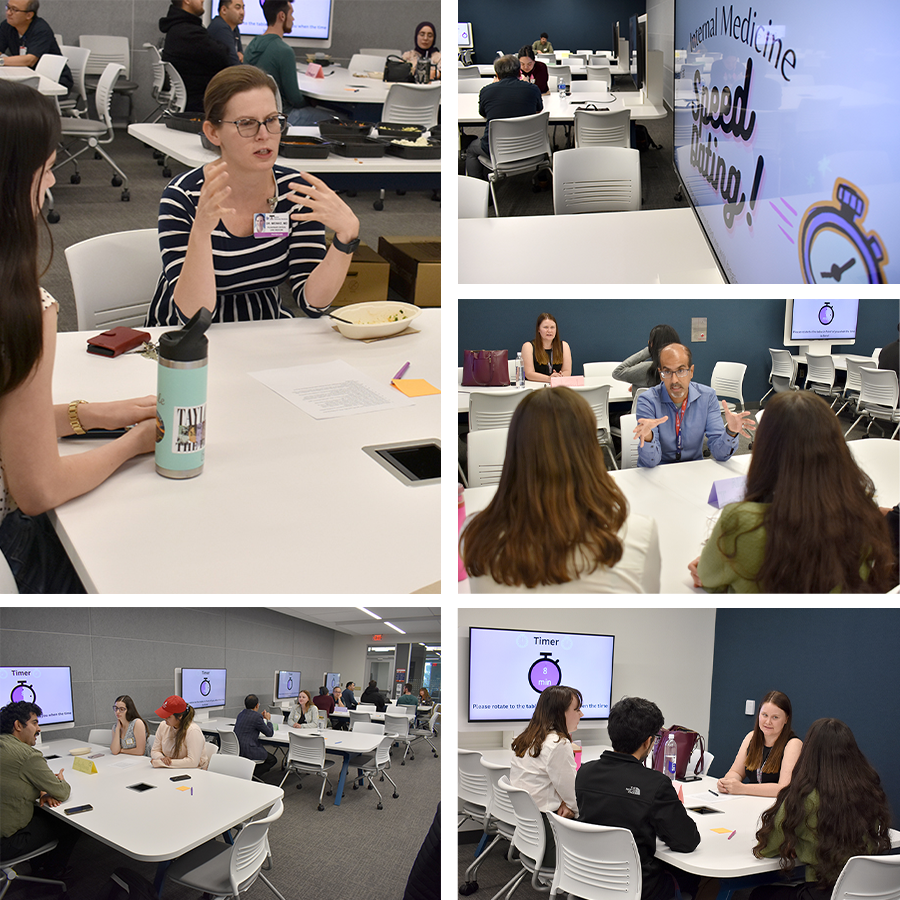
left=146, top=65, right=359, bottom=325
left=689, top=390, right=897, bottom=592
left=110, top=695, right=150, bottom=757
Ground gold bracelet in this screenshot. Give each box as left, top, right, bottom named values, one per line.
left=68, top=399, right=88, bottom=435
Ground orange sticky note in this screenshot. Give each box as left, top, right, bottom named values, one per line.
left=678, top=785, right=684, bottom=803
left=710, top=828, right=732, bottom=834
left=176, top=785, right=191, bottom=792
left=391, top=379, right=439, bottom=397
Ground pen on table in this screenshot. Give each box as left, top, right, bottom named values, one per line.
left=727, top=830, right=736, bottom=840
left=393, top=361, right=410, bottom=380
left=708, top=789, right=719, bottom=796
left=190, top=788, right=193, bottom=796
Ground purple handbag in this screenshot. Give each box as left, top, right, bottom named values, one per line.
left=462, top=350, right=510, bottom=386
left=651, top=725, right=705, bottom=779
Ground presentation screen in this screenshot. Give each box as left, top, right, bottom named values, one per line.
left=274, top=670, right=302, bottom=701
left=458, top=22, right=473, bottom=50
left=785, top=299, right=859, bottom=344
left=673, top=0, right=897, bottom=283
left=323, top=672, right=341, bottom=692
left=180, top=667, right=226, bottom=709
left=0, top=666, right=74, bottom=728
left=238, top=0, right=333, bottom=48
left=468, top=627, right=614, bottom=723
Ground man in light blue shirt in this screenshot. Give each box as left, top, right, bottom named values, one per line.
left=634, top=343, right=755, bottom=467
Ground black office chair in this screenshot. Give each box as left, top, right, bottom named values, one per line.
left=0, top=841, right=67, bottom=898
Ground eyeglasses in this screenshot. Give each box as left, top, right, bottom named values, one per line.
left=5, top=5, right=31, bottom=12
left=659, top=367, right=692, bottom=379
left=113, top=705, right=127, bottom=712
left=213, top=115, right=287, bottom=137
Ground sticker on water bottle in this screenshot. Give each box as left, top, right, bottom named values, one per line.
left=172, top=404, right=206, bottom=454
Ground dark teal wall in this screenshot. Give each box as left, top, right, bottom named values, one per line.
left=458, top=299, right=898, bottom=403
left=710, top=608, right=900, bottom=828
left=456, top=0, right=645, bottom=64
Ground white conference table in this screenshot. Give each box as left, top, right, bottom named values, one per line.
left=458, top=378, right=634, bottom=414
left=461, top=439, right=899, bottom=593
left=128, top=122, right=439, bottom=176
left=50, top=314, right=440, bottom=594
left=459, top=208, right=725, bottom=284
left=0, top=65, right=68, bottom=96
left=295, top=65, right=441, bottom=106
left=458, top=90, right=667, bottom=123
left=39, top=738, right=283, bottom=889
left=196, top=719, right=390, bottom=806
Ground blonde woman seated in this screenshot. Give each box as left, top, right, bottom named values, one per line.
left=717, top=690, right=802, bottom=797
left=110, top=695, right=150, bottom=756
left=151, top=696, right=213, bottom=769
left=462, top=387, right=660, bottom=592
left=288, top=689, right=318, bottom=728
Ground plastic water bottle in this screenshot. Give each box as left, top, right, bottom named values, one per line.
left=664, top=733, right=677, bottom=781
left=557, top=76, right=565, bottom=100
left=515, top=352, right=525, bottom=388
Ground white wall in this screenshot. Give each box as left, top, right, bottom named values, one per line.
left=646, top=0, right=675, bottom=109
left=459, top=608, right=717, bottom=751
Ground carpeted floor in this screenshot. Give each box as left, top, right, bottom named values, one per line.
left=9, top=731, right=440, bottom=900
left=458, top=77, right=687, bottom=218
left=39, top=128, right=442, bottom=333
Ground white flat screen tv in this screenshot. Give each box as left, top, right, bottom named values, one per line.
left=673, top=0, right=896, bottom=283
left=0, top=666, right=74, bottom=731
left=468, top=627, right=614, bottom=723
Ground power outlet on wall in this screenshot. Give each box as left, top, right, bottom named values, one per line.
left=745, top=699, right=755, bottom=715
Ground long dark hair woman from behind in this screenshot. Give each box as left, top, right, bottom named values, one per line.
left=751, top=718, right=892, bottom=900
left=462, top=387, right=661, bottom=592
left=692, top=390, right=897, bottom=592
left=613, top=323, right=682, bottom=388
left=0, top=81, right=155, bottom=592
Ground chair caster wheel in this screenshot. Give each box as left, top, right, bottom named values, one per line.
left=162, top=167, right=171, bottom=177
left=153, top=150, right=163, bottom=159
left=326, top=790, right=332, bottom=796
left=352, top=784, right=358, bottom=790
left=376, top=802, right=383, bottom=810
left=317, top=804, right=325, bottom=811
left=373, top=200, right=384, bottom=210
left=295, top=783, right=303, bottom=789
left=94, top=150, right=102, bottom=160
left=70, top=173, right=81, bottom=184
left=157, top=157, right=165, bottom=165
left=112, top=175, right=123, bottom=187
left=396, top=190, right=406, bottom=196
left=392, top=792, right=399, bottom=799
left=459, top=882, right=479, bottom=895
left=401, top=760, right=405, bottom=765
left=120, top=190, right=130, bottom=201
left=47, top=210, right=60, bottom=223
left=367, top=784, right=373, bottom=790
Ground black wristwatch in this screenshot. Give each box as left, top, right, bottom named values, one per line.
left=332, top=235, right=360, bottom=254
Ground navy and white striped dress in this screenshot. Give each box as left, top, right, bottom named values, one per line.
left=146, top=164, right=327, bottom=325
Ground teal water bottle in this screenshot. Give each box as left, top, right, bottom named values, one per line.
left=155, top=308, right=212, bottom=479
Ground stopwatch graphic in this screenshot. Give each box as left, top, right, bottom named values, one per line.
left=528, top=652, right=562, bottom=694
left=10, top=680, right=36, bottom=704
left=818, top=303, right=834, bottom=325
left=200, top=677, right=211, bottom=697
left=799, top=180, right=888, bottom=284
left=287, top=676, right=293, bottom=691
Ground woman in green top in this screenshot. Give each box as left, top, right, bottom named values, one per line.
left=751, top=718, right=892, bottom=900
left=689, top=391, right=897, bottom=592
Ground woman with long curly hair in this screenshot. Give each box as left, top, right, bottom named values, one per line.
left=0, top=81, right=156, bottom=592
left=521, top=312, right=572, bottom=383
left=717, top=690, right=802, bottom=797
left=462, top=387, right=660, bottom=591
left=510, top=685, right=584, bottom=860
left=690, top=390, right=897, bottom=592
left=751, top=718, right=892, bottom=900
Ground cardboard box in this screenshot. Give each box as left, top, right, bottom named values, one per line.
left=377, top=237, right=441, bottom=307
left=328, top=241, right=390, bottom=306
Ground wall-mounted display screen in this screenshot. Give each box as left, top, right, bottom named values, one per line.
left=238, top=0, right=333, bottom=49
left=179, top=668, right=226, bottom=710
left=468, top=627, right=614, bottom=723
left=0, top=666, right=74, bottom=728
left=673, top=0, right=896, bottom=283
left=784, top=299, right=859, bottom=345
left=274, top=671, right=302, bottom=701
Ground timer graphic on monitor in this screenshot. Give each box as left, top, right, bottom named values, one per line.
left=528, top=652, right=562, bottom=693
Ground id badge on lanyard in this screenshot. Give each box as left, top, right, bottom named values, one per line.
left=673, top=397, right=688, bottom=461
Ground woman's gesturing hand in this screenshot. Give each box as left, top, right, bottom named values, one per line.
left=288, top=173, right=359, bottom=244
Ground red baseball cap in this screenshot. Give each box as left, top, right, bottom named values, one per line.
left=156, top=695, right=188, bottom=718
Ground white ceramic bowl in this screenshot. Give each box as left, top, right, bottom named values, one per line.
left=333, top=302, right=421, bottom=340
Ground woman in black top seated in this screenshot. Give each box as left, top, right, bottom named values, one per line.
left=522, top=312, right=572, bottom=383
left=717, top=690, right=802, bottom=797
left=518, top=46, right=550, bottom=94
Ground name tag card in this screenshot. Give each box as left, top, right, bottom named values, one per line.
left=253, top=213, right=289, bottom=238
left=707, top=475, right=746, bottom=509
left=305, top=62, right=324, bottom=78
left=72, top=756, right=98, bottom=775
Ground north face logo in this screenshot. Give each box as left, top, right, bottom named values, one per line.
left=625, top=785, right=641, bottom=795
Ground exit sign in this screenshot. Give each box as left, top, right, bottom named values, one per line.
left=373, top=635, right=382, bottom=641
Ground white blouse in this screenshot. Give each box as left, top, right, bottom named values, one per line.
left=509, top=733, right=578, bottom=815
left=151, top=721, right=212, bottom=769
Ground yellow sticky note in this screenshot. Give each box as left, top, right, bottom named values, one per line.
left=391, top=379, right=440, bottom=397
left=176, top=785, right=191, bottom=792
left=72, top=756, right=98, bottom=775
left=710, top=828, right=732, bottom=834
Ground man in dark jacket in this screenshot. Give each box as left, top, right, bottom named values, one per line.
left=159, top=0, right=231, bottom=111
left=575, top=697, right=700, bottom=900
left=341, top=681, right=358, bottom=710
